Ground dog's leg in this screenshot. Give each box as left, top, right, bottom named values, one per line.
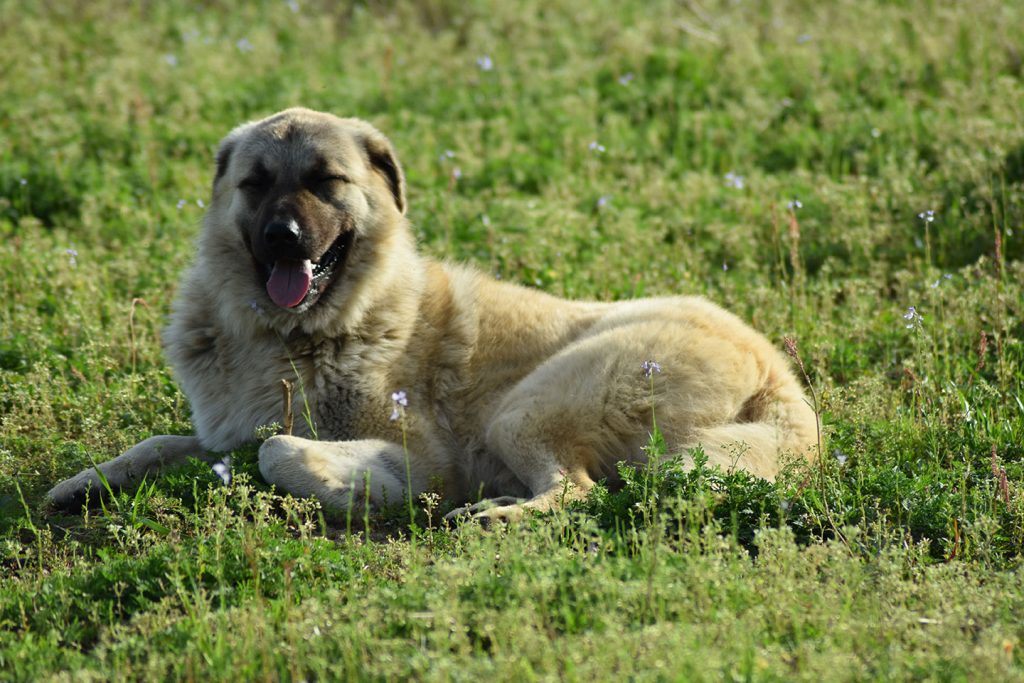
left=257, top=435, right=417, bottom=511
left=47, top=435, right=208, bottom=509
left=442, top=400, right=603, bottom=525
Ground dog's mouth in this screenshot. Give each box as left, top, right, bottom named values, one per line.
left=260, top=229, right=355, bottom=311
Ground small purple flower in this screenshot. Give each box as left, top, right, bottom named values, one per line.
left=787, top=198, right=803, bottom=211
left=19, top=178, right=27, bottom=186
left=596, top=195, right=611, bottom=209
left=286, top=0, right=300, bottom=12
left=797, top=34, right=812, bottom=44
left=618, top=72, right=635, bottom=85
left=451, top=167, right=462, bottom=180
left=164, top=54, right=178, bottom=67
left=237, top=38, right=254, bottom=53
left=390, top=390, right=408, bottom=422
left=724, top=172, right=745, bottom=190
left=641, top=360, right=662, bottom=378
left=833, top=449, right=848, bottom=466
left=439, top=150, right=455, bottom=162
left=930, top=273, right=952, bottom=288
left=722, top=260, right=728, bottom=272
left=476, top=55, right=494, bottom=71
left=903, top=306, right=923, bottom=329
left=66, top=248, right=78, bottom=267
left=588, top=141, right=606, bottom=153
left=211, top=456, right=232, bottom=485
left=918, top=210, right=935, bottom=224
left=176, top=199, right=187, bottom=210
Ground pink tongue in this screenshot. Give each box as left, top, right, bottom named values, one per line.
left=266, top=259, right=313, bottom=308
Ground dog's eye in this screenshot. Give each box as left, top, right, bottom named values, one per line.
left=239, top=175, right=272, bottom=191
left=311, top=175, right=349, bottom=198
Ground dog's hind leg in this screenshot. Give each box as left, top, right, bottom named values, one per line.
left=444, top=376, right=620, bottom=525
left=443, top=420, right=598, bottom=525
left=450, top=331, right=654, bottom=524
left=257, top=435, right=418, bottom=511
left=47, top=435, right=208, bottom=509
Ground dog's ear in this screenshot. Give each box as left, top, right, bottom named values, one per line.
left=361, top=130, right=406, bottom=215
left=214, top=139, right=235, bottom=186
left=212, top=122, right=256, bottom=190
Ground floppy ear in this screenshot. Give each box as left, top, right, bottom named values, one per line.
left=361, top=130, right=406, bottom=215
left=214, top=139, right=235, bottom=186
left=212, top=122, right=256, bottom=190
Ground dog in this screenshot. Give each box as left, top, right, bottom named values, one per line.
left=47, top=108, right=818, bottom=522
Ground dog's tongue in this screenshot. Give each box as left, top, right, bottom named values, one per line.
left=266, top=259, right=313, bottom=308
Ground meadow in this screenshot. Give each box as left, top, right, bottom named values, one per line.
left=1, top=0, right=1023, bottom=679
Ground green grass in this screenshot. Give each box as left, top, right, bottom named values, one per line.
left=2, top=0, right=1023, bottom=679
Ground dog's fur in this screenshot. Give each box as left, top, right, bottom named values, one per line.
left=48, top=108, right=818, bottom=521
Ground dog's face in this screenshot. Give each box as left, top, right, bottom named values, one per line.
left=209, top=109, right=406, bottom=314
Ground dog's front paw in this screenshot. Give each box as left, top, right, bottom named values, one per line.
left=46, top=469, right=107, bottom=511
left=470, top=503, right=531, bottom=529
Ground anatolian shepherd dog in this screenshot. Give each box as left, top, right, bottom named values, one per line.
left=48, top=108, right=818, bottom=523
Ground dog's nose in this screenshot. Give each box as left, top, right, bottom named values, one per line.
left=264, top=219, right=300, bottom=246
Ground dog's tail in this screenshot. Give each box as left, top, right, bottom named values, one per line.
left=684, top=367, right=819, bottom=481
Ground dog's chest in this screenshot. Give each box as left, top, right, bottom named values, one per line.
left=173, top=325, right=319, bottom=450
left=304, top=336, right=375, bottom=440
left=313, top=380, right=365, bottom=439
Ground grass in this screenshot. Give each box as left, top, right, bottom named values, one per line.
left=1, top=0, right=1023, bottom=679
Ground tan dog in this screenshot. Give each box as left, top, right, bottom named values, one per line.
left=48, top=108, right=818, bottom=522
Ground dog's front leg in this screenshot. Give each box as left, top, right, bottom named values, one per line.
left=47, top=435, right=208, bottom=509
left=258, top=435, right=418, bottom=511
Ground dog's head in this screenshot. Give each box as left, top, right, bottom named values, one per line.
left=206, top=108, right=406, bottom=316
